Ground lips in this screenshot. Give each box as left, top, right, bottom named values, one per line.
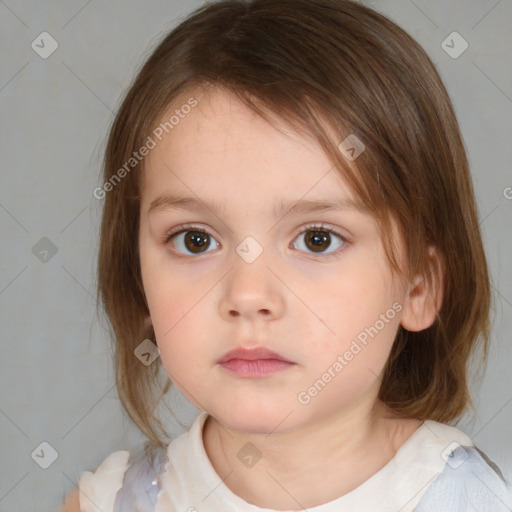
left=217, top=346, right=293, bottom=364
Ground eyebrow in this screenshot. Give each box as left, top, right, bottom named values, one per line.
left=147, top=193, right=369, bottom=218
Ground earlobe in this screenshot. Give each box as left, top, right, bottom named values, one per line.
left=400, top=246, right=444, bottom=332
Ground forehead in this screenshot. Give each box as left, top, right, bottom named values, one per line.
left=140, top=87, right=364, bottom=213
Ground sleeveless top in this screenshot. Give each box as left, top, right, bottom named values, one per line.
left=78, top=411, right=512, bottom=511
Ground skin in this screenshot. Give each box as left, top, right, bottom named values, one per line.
left=137, top=86, right=442, bottom=509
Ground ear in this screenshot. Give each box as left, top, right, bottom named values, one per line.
left=400, top=246, right=444, bottom=332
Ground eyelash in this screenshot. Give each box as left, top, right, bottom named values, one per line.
left=162, top=222, right=349, bottom=258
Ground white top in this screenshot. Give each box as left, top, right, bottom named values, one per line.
left=78, top=411, right=510, bottom=511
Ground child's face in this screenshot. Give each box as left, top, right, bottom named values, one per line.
left=138, top=88, right=410, bottom=433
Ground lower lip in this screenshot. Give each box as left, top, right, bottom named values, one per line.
left=219, top=358, right=295, bottom=377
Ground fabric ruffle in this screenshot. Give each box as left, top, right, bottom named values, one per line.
left=113, top=444, right=168, bottom=511
left=78, top=450, right=130, bottom=512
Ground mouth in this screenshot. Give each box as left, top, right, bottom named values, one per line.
left=217, top=346, right=296, bottom=378
left=217, top=346, right=293, bottom=364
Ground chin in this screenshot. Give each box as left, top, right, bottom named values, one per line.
left=211, top=402, right=300, bottom=435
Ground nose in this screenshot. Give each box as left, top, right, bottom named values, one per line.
left=219, top=250, right=285, bottom=322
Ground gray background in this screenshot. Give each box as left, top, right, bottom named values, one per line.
left=0, top=1, right=510, bottom=510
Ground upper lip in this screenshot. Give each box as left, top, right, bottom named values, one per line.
left=218, top=346, right=294, bottom=364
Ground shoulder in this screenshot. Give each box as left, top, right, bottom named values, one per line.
left=77, top=449, right=131, bottom=512
left=56, top=450, right=131, bottom=512
left=59, top=444, right=170, bottom=512
left=113, top=443, right=169, bottom=511
left=415, top=444, right=512, bottom=511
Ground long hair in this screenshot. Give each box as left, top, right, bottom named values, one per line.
left=96, top=0, right=491, bottom=447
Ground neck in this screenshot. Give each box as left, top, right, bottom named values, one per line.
left=202, top=399, right=419, bottom=510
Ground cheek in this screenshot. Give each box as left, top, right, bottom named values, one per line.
left=139, top=249, right=224, bottom=379
left=150, top=296, right=208, bottom=388
left=144, top=275, right=217, bottom=374
left=305, top=270, right=400, bottom=366
left=140, top=247, right=197, bottom=329
left=150, top=293, right=203, bottom=349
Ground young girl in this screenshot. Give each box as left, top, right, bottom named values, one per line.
left=60, top=0, right=512, bottom=510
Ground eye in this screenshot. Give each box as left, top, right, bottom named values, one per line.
left=164, top=225, right=219, bottom=255
left=292, top=223, right=347, bottom=256
left=163, top=222, right=348, bottom=257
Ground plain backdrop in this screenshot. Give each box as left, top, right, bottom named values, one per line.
left=0, top=0, right=511, bottom=510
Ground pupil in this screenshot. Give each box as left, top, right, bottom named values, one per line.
left=185, top=231, right=209, bottom=253
left=307, top=230, right=330, bottom=252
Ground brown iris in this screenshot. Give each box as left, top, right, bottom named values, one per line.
left=304, top=230, right=331, bottom=252
left=184, top=231, right=211, bottom=253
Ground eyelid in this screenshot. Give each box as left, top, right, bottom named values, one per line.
left=163, top=222, right=351, bottom=244
left=293, top=222, right=350, bottom=243
left=162, top=223, right=217, bottom=244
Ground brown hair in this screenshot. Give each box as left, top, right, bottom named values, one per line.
left=96, top=0, right=491, bottom=447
